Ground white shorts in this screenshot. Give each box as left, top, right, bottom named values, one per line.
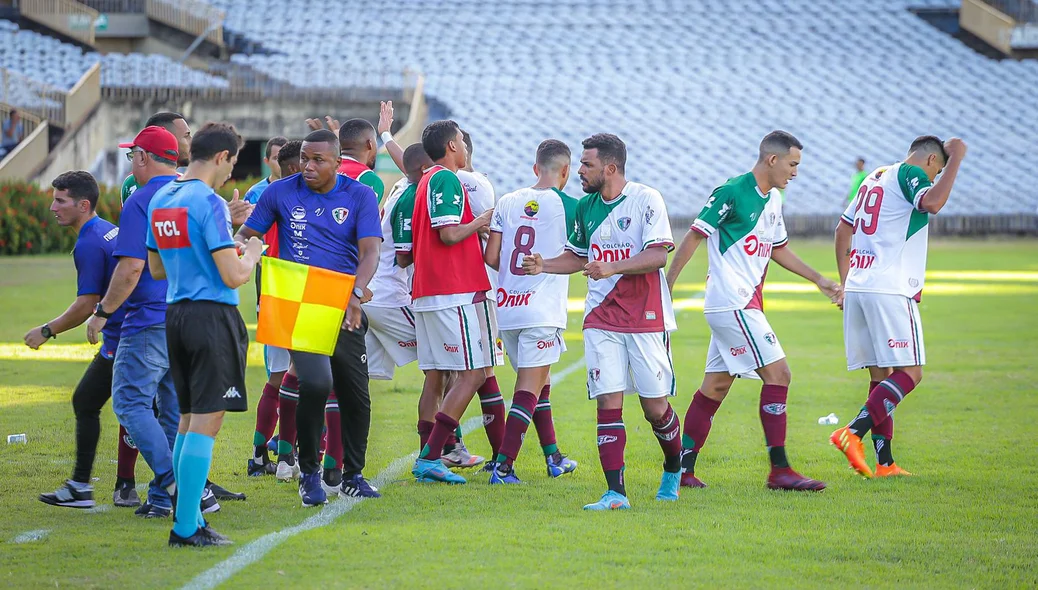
left=264, top=345, right=290, bottom=374
left=844, top=291, right=925, bottom=370
left=704, top=309, right=785, bottom=378
left=500, top=327, right=567, bottom=371
left=363, top=305, right=418, bottom=380
left=415, top=300, right=496, bottom=371
left=484, top=298, right=506, bottom=368
left=584, top=328, right=675, bottom=399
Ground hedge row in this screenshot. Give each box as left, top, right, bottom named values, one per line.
left=0, top=177, right=260, bottom=256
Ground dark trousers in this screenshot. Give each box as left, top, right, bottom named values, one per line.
left=289, top=318, right=370, bottom=476
left=71, top=353, right=115, bottom=483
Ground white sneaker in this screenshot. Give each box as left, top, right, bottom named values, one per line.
left=441, top=441, right=485, bottom=469
left=276, top=459, right=300, bottom=482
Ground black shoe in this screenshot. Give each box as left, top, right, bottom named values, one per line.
left=168, top=525, right=233, bottom=548
left=207, top=480, right=246, bottom=501
left=113, top=480, right=141, bottom=508
left=135, top=501, right=172, bottom=518
left=200, top=486, right=221, bottom=514
left=39, top=481, right=95, bottom=509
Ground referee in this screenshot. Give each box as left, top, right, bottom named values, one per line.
left=146, top=122, right=261, bottom=547
left=236, top=129, right=382, bottom=506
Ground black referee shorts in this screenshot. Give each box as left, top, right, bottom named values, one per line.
left=166, top=300, right=249, bottom=415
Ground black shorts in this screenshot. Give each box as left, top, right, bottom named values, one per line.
left=166, top=300, right=249, bottom=415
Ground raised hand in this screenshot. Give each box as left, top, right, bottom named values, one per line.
left=944, top=137, right=967, bottom=161
left=378, top=101, right=394, bottom=135
left=228, top=189, right=254, bottom=227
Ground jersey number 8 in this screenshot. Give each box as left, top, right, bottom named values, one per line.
left=853, top=185, right=884, bottom=236
left=509, top=226, right=536, bottom=276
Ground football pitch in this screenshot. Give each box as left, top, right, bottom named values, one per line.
left=1, top=239, right=1035, bottom=588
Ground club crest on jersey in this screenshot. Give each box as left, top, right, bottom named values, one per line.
left=645, top=207, right=656, bottom=225
left=617, top=217, right=632, bottom=231
left=332, top=207, right=349, bottom=224
left=524, top=200, right=539, bottom=217
left=769, top=212, right=776, bottom=224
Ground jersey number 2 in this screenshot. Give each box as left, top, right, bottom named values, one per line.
left=853, top=185, right=883, bottom=235
left=509, top=226, right=536, bottom=275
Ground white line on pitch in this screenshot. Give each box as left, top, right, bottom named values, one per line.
left=182, top=358, right=586, bottom=590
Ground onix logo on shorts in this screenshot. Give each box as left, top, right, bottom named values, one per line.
left=536, top=339, right=556, bottom=350
left=597, top=435, right=617, bottom=446
left=589, top=368, right=601, bottom=382
left=444, top=343, right=460, bottom=353
left=887, top=339, right=911, bottom=349
left=762, top=403, right=786, bottom=416
left=730, top=345, right=748, bottom=357
left=150, top=207, right=190, bottom=249
left=397, top=340, right=417, bottom=348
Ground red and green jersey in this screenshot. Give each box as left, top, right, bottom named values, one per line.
left=566, top=181, right=675, bottom=333
left=692, top=172, right=788, bottom=313
left=338, top=157, right=385, bottom=204
left=841, top=162, right=933, bottom=300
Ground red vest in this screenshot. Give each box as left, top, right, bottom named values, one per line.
left=337, top=158, right=368, bottom=179
left=411, top=165, right=490, bottom=299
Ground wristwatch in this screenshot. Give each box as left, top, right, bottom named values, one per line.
left=93, top=302, right=113, bottom=319
left=41, top=324, right=55, bottom=339
left=353, top=287, right=365, bottom=299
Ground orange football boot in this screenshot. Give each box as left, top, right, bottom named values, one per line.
left=830, top=426, right=873, bottom=478
left=874, top=463, right=912, bottom=477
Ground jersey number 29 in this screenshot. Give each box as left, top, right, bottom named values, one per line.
left=853, top=185, right=883, bottom=236
left=509, top=226, right=536, bottom=275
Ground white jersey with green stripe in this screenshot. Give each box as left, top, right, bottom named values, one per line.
left=566, top=181, right=676, bottom=333
left=491, top=186, right=578, bottom=331
left=841, top=162, right=933, bottom=300
left=692, top=172, right=788, bottom=313
left=367, top=180, right=413, bottom=309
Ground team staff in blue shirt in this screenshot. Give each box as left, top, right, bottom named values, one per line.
left=237, top=129, right=383, bottom=505
left=147, top=122, right=262, bottom=547
left=28, top=171, right=131, bottom=509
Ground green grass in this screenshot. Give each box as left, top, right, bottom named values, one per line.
left=1, top=239, right=1037, bottom=589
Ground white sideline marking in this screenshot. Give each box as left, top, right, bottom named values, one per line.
left=182, top=359, right=586, bottom=590
left=12, top=529, right=50, bottom=543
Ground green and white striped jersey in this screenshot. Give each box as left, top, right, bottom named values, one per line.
left=692, top=172, right=788, bottom=313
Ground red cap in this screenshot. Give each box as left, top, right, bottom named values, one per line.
left=119, top=126, right=179, bottom=160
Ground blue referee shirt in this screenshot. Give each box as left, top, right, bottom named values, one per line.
left=75, top=216, right=125, bottom=358
left=145, top=179, right=239, bottom=306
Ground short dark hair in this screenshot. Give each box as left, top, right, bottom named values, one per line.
left=759, top=130, right=803, bottom=160
left=51, top=171, right=99, bottom=210
left=303, top=129, right=339, bottom=154
left=338, top=119, right=375, bottom=151
left=461, top=129, right=473, bottom=159
left=536, top=139, right=571, bottom=171
left=265, top=136, right=288, bottom=159
left=145, top=111, right=185, bottom=131
left=276, top=140, right=302, bottom=168
left=581, top=133, right=626, bottom=172
left=422, top=120, right=461, bottom=161
left=403, top=143, right=432, bottom=176
left=909, top=135, right=948, bottom=164
left=189, top=122, right=243, bottom=163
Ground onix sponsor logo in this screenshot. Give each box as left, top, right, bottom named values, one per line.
left=397, top=340, right=417, bottom=348
left=730, top=345, right=748, bottom=357
left=888, top=338, right=911, bottom=349
left=742, top=234, right=773, bottom=258
left=497, top=288, right=533, bottom=308
left=444, top=343, right=460, bottom=353
left=848, top=248, right=877, bottom=270
left=597, top=435, right=617, bottom=446
left=590, top=242, right=632, bottom=262
left=762, top=403, right=786, bottom=416
left=536, top=339, right=556, bottom=350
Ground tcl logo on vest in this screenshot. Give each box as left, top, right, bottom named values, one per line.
left=849, top=248, right=877, bottom=270
left=591, top=242, right=632, bottom=262
left=151, top=208, right=190, bottom=249
left=742, top=234, right=772, bottom=258
left=888, top=339, right=911, bottom=349
left=536, top=339, right=556, bottom=350
left=496, top=288, right=533, bottom=308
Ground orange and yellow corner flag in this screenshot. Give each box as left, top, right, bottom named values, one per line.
left=256, top=257, right=355, bottom=356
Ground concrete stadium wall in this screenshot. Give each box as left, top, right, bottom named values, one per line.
left=671, top=215, right=1038, bottom=237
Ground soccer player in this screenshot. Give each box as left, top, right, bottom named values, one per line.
left=483, top=139, right=579, bottom=484
left=406, top=120, right=496, bottom=485
left=242, top=135, right=289, bottom=477
left=336, top=118, right=385, bottom=202
left=830, top=136, right=966, bottom=478
left=666, top=131, right=839, bottom=492
left=31, top=171, right=129, bottom=509
left=237, top=129, right=382, bottom=504
left=146, top=122, right=261, bottom=547
left=120, top=112, right=192, bottom=204
left=522, top=133, right=682, bottom=510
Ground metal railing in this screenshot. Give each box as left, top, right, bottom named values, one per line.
left=976, top=0, right=1038, bottom=23
left=77, top=0, right=146, bottom=12
left=145, top=0, right=224, bottom=46
left=18, top=0, right=100, bottom=46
